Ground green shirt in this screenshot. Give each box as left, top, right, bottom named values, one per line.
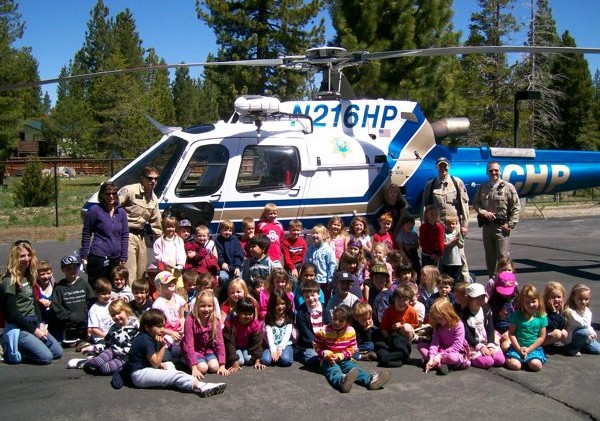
left=1, top=275, right=36, bottom=318
left=510, top=310, right=548, bottom=347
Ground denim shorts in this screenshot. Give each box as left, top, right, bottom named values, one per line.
left=506, top=345, right=547, bottom=364
left=196, top=352, right=217, bottom=364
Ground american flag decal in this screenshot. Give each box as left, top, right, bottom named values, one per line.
left=379, top=128, right=391, bottom=137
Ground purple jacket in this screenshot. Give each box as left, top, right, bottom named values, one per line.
left=80, top=204, right=129, bottom=261
left=428, top=320, right=468, bottom=358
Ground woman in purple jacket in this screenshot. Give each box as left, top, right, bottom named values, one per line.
left=80, top=181, right=129, bottom=286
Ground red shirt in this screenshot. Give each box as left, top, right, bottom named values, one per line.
left=419, top=222, right=444, bottom=256
left=256, top=220, right=285, bottom=262
left=282, top=236, right=307, bottom=272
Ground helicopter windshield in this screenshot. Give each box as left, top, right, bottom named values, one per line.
left=175, top=144, right=229, bottom=198
left=112, top=136, right=187, bottom=197
left=236, top=146, right=299, bottom=192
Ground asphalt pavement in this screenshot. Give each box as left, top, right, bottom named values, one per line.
left=1, top=216, right=599, bottom=421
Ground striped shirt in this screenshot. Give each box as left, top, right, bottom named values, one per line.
left=313, top=325, right=358, bottom=361
left=310, top=307, right=324, bottom=334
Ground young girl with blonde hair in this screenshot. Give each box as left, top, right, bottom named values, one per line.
left=1, top=241, right=62, bottom=365
left=153, top=216, right=186, bottom=273
left=182, top=290, right=229, bottom=378
left=219, top=278, right=258, bottom=322
left=256, top=202, right=285, bottom=263
left=327, top=215, right=349, bottom=261
left=564, top=283, right=600, bottom=356
left=77, top=299, right=139, bottom=374
left=542, top=281, right=568, bottom=350
left=505, top=285, right=547, bottom=371
left=419, top=299, right=470, bottom=374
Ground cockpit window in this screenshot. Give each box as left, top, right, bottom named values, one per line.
left=112, top=136, right=187, bottom=197
left=175, top=144, right=229, bottom=198
left=236, top=146, right=299, bottom=192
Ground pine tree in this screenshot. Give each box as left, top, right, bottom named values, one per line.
left=549, top=31, right=596, bottom=150
left=197, top=0, right=325, bottom=119
left=514, top=0, right=561, bottom=147
left=13, top=156, right=54, bottom=207
left=329, top=0, right=462, bottom=121
left=0, top=0, right=42, bottom=159
left=172, top=66, right=201, bottom=127
left=458, top=0, right=520, bottom=146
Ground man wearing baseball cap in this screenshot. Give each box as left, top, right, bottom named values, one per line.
left=422, top=156, right=471, bottom=280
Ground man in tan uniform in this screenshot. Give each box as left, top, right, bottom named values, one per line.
left=474, top=161, right=520, bottom=277
left=118, top=166, right=162, bottom=282
left=422, top=157, right=470, bottom=281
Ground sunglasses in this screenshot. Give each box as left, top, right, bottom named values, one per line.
left=14, top=239, right=31, bottom=247
left=143, top=175, right=159, bottom=181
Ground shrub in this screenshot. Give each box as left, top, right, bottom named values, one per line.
left=13, top=157, right=54, bottom=207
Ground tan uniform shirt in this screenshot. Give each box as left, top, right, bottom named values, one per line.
left=422, top=176, right=470, bottom=228
left=474, top=180, right=520, bottom=226
left=118, top=183, right=162, bottom=235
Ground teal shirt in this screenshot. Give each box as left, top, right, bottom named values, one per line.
left=510, top=310, right=548, bottom=347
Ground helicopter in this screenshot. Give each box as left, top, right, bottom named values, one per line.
left=4, top=45, right=600, bottom=231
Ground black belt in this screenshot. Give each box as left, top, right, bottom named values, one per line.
left=129, top=228, right=145, bottom=235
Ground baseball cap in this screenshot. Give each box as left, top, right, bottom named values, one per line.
left=333, top=271, right=353, bottom=283
left=154, top=270, right=176, bottom=286
left=370, top=264, right=389, bottom=277
left=179, top=219, right=192, bottom=228
left=61, top=254, right=80, bottom=268
left=466, top=283, right=487, bottom=298
left=495, top=272, right=517, bottom=296
left=436, top=157, right=450, bottom=167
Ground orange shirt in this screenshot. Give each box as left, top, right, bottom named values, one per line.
left=380, top=305, right=419, bottom=333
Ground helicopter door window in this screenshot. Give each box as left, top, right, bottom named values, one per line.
left=175, top=144, right=229, bottom=198
left=236, top=146, right=299, bottom=192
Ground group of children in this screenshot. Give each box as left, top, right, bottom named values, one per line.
left=2, top=202, right=599, bottom=396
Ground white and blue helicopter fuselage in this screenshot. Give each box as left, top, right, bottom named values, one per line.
left=83, top=96, right=600, bottom=231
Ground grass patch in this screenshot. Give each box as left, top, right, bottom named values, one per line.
left=0, top=175, right=106, bottom=228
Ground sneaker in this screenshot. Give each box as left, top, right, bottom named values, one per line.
left=66, top=358, right=88, bottom=369
left=195, top=382, right=226, bottom=398
left=368, top=369, right=391, bottom=390
left=62, top=339, right=79, bottom=348
left=436, top=364, right=449, bottom=375
left=340, top=367, right=358, bottom=393
left=365, top=351, right=378, bottom=362
left=575, top=351, right=582, bottom=357
left=75, top=341, right=92, bottom=352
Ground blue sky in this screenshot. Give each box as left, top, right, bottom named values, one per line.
left=13, top=0, right=600, bottom=104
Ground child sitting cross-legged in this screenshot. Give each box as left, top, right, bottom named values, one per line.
left=313, top=305, right=391, bottom=393
left=376, top=285, right=416, bottom=367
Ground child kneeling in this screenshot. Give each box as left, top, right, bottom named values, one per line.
left=313, top=305, right=391, bottom=393
left=128, top=309, right=226, bottom=397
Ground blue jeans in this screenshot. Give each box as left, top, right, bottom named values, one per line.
left=235, top=349, right=253, bottom=365
left=321, top=359, right=371, bottom=390
left=294, top=347, right=320, bottom=368
left=261, top=345, right=293, bottom=366
left=4, top=324, right=62, bottom=365
left=566, top=327, right=600, bottom=355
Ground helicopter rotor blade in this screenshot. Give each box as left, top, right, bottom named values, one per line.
left=3, top=45, right=600, bottom=92
left=362, top=45, right=600, bottom=61
left=0, top=58, right=285, bottom=92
